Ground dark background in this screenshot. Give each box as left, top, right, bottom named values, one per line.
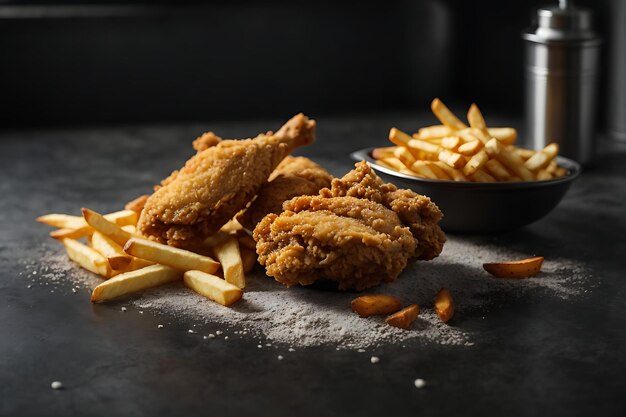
left=0, top=0, right=613, bottom=127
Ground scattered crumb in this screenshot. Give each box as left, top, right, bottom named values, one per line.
left=277, top=355, right=283, bottom=360
left=50, top=381, right=63, bottom=390
left=120, top=307, right=127, bottom=312
left=370, top=356, right=380, bottom=364
left=414, top=378, right=426, bottom=389
left=157, top=324, right=163, bottom=329
left=188, top=329, right=196, bottom=334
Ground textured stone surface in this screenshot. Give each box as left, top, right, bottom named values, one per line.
left=1, top=113, right=625, bottom=416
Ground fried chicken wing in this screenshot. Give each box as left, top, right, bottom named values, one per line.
left=138, top=114, right=316, bottom=246
left=320, top=161, right=446, bottom=260
left=254, top=196, right=416, bottom=291
left=237, top=156, right=332, bottom=230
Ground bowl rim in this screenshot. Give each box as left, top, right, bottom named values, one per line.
left=350, top=147, right=581, bottom=190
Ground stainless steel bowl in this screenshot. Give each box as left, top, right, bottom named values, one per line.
left=350, top=147, right=581, bottom=233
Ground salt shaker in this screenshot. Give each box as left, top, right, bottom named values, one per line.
left=522, top=0, right=601, bottom=166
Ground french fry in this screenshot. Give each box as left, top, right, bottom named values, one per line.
left=82, top=208, right=133, bottom=246
left=431, top=98, right=467, bottom=130
left=554, top=166, right=568, bottom=177
left=463, top=150, right=489, bottom=176
left=483, top=256, right=544, bottom=278
left=372, top=147, right=396, bottom=160
left=37, top=213, right=86, bottom=229
left=484, top=159, right=511, bottom=181
left=240, top=246, right=258, bottom=274
left=417, top=124, right=451, bottom=139
left=536, top=169, right=553, bottom=181
left=183, top=270, right=243, bottom=307
left=219, top=218, right=243, bottom=234
left=385, top=304, right=420, bottom=329
left=457, top=139, right=483, bottom=155
left=50, top=227, right=90, bottom=241
left=120, top=225, right=137, bottom=234
left=394, top=146, right=417, bottom=168
left=351, top=294, right=401, bottom=318
left=434, top=161, right=468, bottom=181
left=91, top=265, right=181, bottom=303
left=524, top=143, right=559, bottom=171
left=467, top=103, right=488, bottom=132
left=407, top=138, right=441, bottom=154
left=62, top=238, right=111, bottom=278
left=485, top=139, right=535, bottom=181
left=124, top=195, right=150, bottom=214
left=410, top=161, right=438, bottom=179
left=438, top=150, right=465, bottom=169
left=470, top=169, right=496, bottom=182
left=91, top=231, right=133, bottom=270
left=514, top=147, right=536, bottom=160
left=434, top=288, right=455, bottom=323
left=488, top=127, right=517, bottom=145
left=211, top=236, right=245, bottom=289
left=458, top=127, right=490, bottom=144
left=114, top=257, right=154, bottom=273
left=378, top=157, right=406, bottom=172
left=389, top=128, right=423, bottom=159
left=441, top=136, right=461, bottom=150
left=426, top=161, right=452, bottom=180
left=124, top=238, right=220, bottom=274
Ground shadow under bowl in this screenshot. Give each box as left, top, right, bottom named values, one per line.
left=350, top=147, right=581, bottom=233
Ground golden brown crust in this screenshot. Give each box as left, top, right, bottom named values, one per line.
left=254, top=196, right=416, bottom=291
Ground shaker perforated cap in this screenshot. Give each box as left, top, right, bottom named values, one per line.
left=523, top=0, right=600, bottom=44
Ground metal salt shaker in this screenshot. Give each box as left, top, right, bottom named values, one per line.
left=522, top=0, right=601, bottom=166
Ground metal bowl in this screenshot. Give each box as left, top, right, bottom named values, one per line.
left=350, top=147, right=581, bottom=233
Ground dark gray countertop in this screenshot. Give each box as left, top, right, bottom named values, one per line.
left=1, top=113, right=625, bottom=417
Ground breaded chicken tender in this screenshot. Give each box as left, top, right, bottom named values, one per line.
left=254, top=195, right=416, bottom=291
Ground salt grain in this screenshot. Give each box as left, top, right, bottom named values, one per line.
left=277, top=355, right=283, bottom=360
left=370, top=356, right=380, bottom=364
left=157, top=324, right=163, bottom=329
left=120, top=307, right=127, bottom=312
left=50, top=381, right=63, bottom=390
left=414, top=378, right=426, bottom=389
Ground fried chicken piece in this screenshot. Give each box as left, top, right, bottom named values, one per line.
left=254, top=195, right=416, bottom=290
left=320, top=161, right=446, bottom=260
left=192, top=131, right=222, bottom=153
left=237, top=156, right=332, bottom=230
left=138, top=113, right=316, bottom=246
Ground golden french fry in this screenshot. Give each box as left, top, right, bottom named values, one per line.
left=378, top=157, right=406, bottom=172
left=463, top=150, right=489, bottom=176
left=458, top=127, right=490, bottom=144
left=536, top=169, right=553, bottom=181
left=407, top=138, right=441, bottom=154
left=524, top=143, right=559, bottom=171
left=82, top=208, right=133, bottom=246
left=219, top=218, right=243, bottom=234
left=351, top=294, right=401, bottom=318
left=211, top=236, right=245, bottom=289
left=393, top=146, right=417, bottom=168
left=372, top=146, right=397, bottom=160
left=470, top=169, right=496, bottom=182
left=50, top=227, right=91, bottom=241
left=438, top=150, right=465, bottom=169
left=435, top=288, right=455, bottom=323
left=124, top=238, right=220, bottom=274
left=385, top=304, right=420, bottom=329
left=426, top=161, right=452, bottom=180
left=485, top=139, right=535, bottom=181
left=554, top=166, right=568, bottom=177
left=513, top=147, right=536, bottom=160
left=431, top=98, right=467, bottom=130
left=63, top=238, right=111, bottom=277
left=91, top=265, right=181, bottom=303
left=434, top=161, right=468, bottom=181
left=124, top=195, right=150, bottom=214
left=483, top=256, right=544, bottom=278
left=467, top=103, right=488, bottom=132
left=240, top=246, right=258, bottom=274
left=417, top=124, right=451, bottom=139
left=410, top=161, right=438, bottom=179
left=484, top=159, right=511, bottom=181
left=457, top=139, right=483, bottom=155
left=37, top=213, right=86, bottom=229
left=488, top=127, right=517, bottom=145
left=120, top=225, right=137, bottom=234
left=113, top=257, right=154, bottom=273
left=91, top=231, right=133, bottom=270
left=183, top=270, right=243, bottom=306
left=441, top=136, right=461, bottom=150
left=545, top=160, right=559, bottom=173
left=389, top=128, right=423, bottom=159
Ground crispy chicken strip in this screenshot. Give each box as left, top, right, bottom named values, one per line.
left=138, top=114, right=316, bottom=246
left=254, top=195, right=416, bottom=291
left=237, top=156, right=332, bottom=230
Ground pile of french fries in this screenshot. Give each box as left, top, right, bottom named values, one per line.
left=373, top=98, right=567, bottom=182
left=37, top=208, right=258, bottom=307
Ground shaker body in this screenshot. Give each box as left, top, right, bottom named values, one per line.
left=524, top=40, right=600, bottom=165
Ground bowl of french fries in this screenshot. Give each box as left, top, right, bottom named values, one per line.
left=351, top=99, right=581, bottom=233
